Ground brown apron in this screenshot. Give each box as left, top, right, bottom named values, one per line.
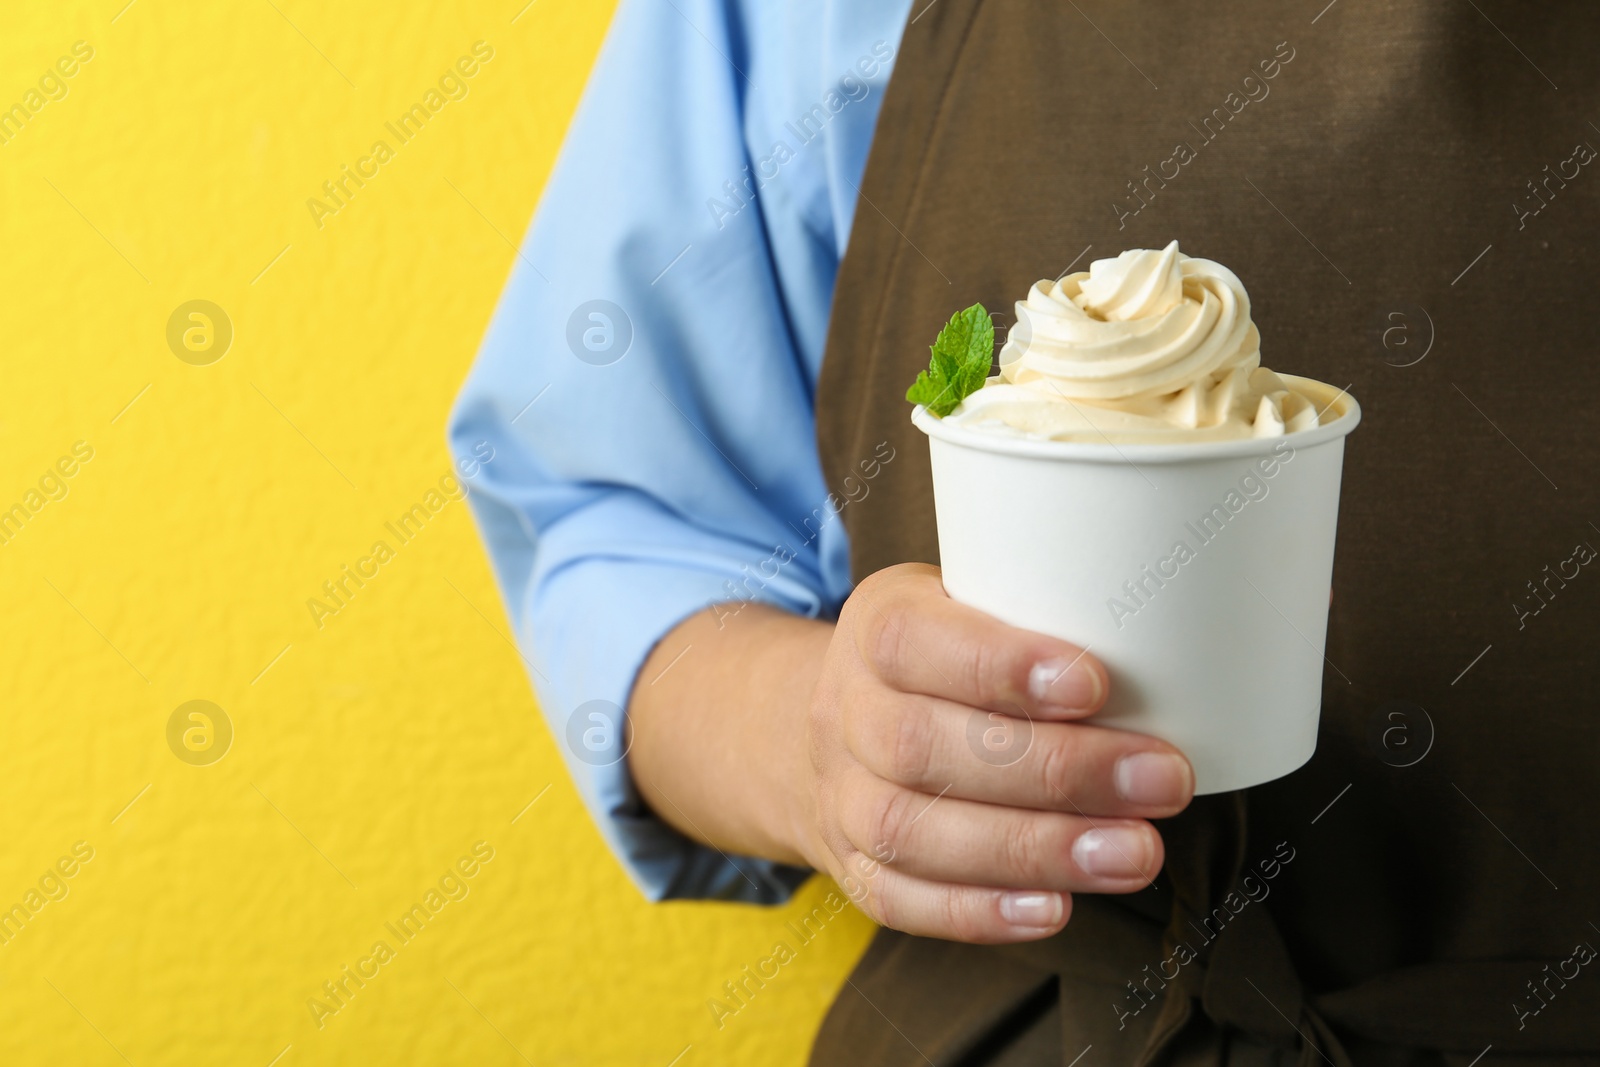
left=809, top=1, right=1600, bottom=1064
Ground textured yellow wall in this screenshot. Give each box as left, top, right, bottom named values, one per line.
left=0, top=2, right=872, bottom=1063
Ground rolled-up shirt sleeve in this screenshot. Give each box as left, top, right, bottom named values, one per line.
left=447, top=0, right=908, bottom=902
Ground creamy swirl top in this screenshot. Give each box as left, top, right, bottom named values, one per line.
left=945, top=242, right=1337, bottom=443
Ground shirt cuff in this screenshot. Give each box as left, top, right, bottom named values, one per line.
left=526, top=544, right=822, bottom=904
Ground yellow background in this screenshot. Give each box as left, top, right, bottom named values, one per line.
left=0, top=2, right=873, bottom=1063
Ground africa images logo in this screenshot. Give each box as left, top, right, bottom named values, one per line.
left=1105, top=441, right=1294, bottom=629
left=304, top=42, right=495, bottom=231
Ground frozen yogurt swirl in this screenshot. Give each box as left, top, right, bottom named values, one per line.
left=947, top=241, right=1338, bottom=442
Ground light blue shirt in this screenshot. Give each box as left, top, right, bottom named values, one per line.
left=448, top=0, right=912, bottom=903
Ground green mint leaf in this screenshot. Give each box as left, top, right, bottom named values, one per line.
left=905, top=367, right=950, bottom=411
left=905, top=302, right=993, bottom=417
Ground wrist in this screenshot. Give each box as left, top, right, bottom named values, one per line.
left=757, top=614, right=832, bottom=871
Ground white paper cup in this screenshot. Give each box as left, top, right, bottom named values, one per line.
left=913, top=376, right=1360, bottom=794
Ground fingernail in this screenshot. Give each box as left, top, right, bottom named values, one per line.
left=1114, top=752, right=1193, bottom=807
left=1072, top=827, right=1152, bottom=879
left=1000, top=891, right=1063, bottom=927
left=1028, top=656, right=1102, bottom=713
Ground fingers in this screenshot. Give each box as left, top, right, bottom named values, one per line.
left=849, top=564, right=1108, bottom=719
left=838, top=858, right=1072, bottom=944
left=823, top=562, right=1192, bottom=945
left=843, top=690, right=1195, bottom=818
left=835, top=768, right=1163, bottom=893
